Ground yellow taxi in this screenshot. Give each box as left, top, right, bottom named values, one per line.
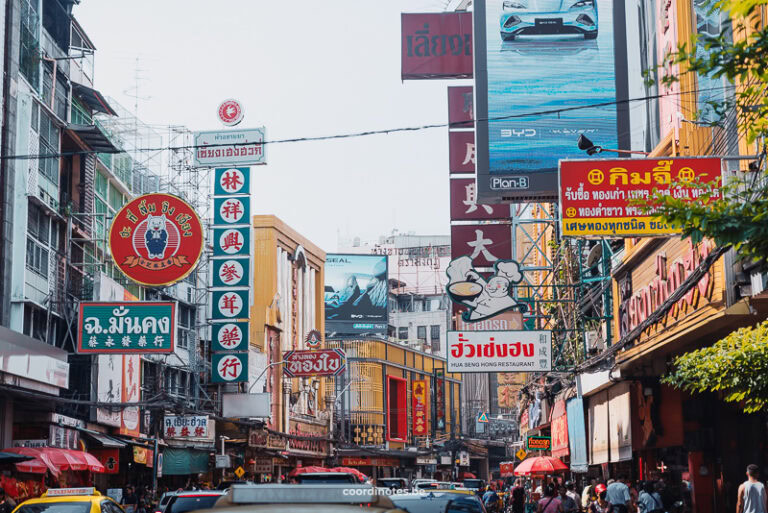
left=12, top=488, right=125, bottom=513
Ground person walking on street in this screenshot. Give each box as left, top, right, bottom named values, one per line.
left=606, top=476, right=631, bottom=513
left=637, top=482, right=664, bottom=513
left=737, top=464, right=767, bottom=513
left=0, top=488, right=16, bottom=513
left=583, top=479, right=597, bottom=511
left=564, top=482, right=581, bottom=511
left=559, top=485, right=578, bottom=513
left=538, top=484, right=563, bottom=513
left=123, top=486, right=138, bottom=513
left=512, top=479, right=527, bottom=513
left=589, top=484, right=613, bottom=513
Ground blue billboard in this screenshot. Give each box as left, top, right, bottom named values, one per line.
left=474, top=0, right=620, bottom=202
left=324, top=254, right=388, bottom=337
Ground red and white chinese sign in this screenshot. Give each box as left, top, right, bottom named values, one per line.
left=218, top=99, right=244, bottom=127
left=446, top=330, right=552, bottom=373
left=163, top=415, right=208, bottom=439
left=283, top=349, right=346, bottom=378
left=450, top=178, right=507, bottom=221
left=412, top=379, right=428, bottom=436
left=449, top=131, right=475, bottom=174
left=551, top=400, right=569, bottom=458
left=212, top=322, right=248, bottom=352
left=450, top=224, right=512, bottom=268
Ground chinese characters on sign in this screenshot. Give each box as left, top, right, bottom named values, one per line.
left=446, top=330, right=552, bottom=373
left=450, top=179, right=507, bottom=221
left=450, top=225, right=512, bottom=268
left=449, top=131, right=476, bottom=174
left=212, top=290, right=248, bottom=319
left=448, top=86, right=474, bottom=128
left=215, top=167, right=250, bottom=196
left=213, top=258, right=250, bottom=287
left=214, top=197, right=250, bottom=225
left=77, top=302, right=176, bottom=353
left=164, top=415, right=208, bottom=439
left=213, top=227, right=250, bottom=256
left=212, top=353, right=248, bottom=383
left=559, top=158, right=723, bottom=237
left=212, top=322, right=249, bottom=352
left=282, top=349, right=346, bottom=378
left=412, top=379, right=428, bottom=436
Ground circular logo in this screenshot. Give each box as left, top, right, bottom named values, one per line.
left=305, top=329, right=322, bottom=349
left=217, top=355, right=244, bottom=382
left=565, top=207, right=577, bottom=218
left=218, top=99, right=244, bottom=127
left=218, top=292, right=244, bottom=318
left=218, top=259, right=245, bottom=286
left=587, top=169, right=604, bottom=185
left=109, top=193, right=204, bottom=287
left=217, top=323, right=244, bottom=350
left=678, top=166, right=695, bottom=183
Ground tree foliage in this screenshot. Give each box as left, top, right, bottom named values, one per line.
left=662, top=321, right=768, bottom=413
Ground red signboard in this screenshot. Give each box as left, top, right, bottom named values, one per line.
left=450, top=178, right=508, bottom=221
left=559, top=158, right=723, bottom=237
left=500, top=462, right=515, bottom=477
left=450, top=131, right=475, bottom=174
left=412, top=379, right=428, bottom=436
left=551, top=400, right=569, bottom=458
left=448, top=86, right=474, bottom=129
left=109, top=193, right=204, bottom=287
left=92, top=449, right=119, bottom=474
left=402, top=12, right=473, bottom=80
left=283, top=349, right=346, bottom=378
left=450, top=224, right=511, bottom=268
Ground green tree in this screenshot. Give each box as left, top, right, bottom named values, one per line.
left=662, top=320, right=768, bottom=413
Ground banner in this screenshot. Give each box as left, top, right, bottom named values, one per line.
left=401, top=12, right=473, bottom=80
left=560, top=157, right=723, bottom=237
left=324, top=254, right=388, bottom=336
left=447, top=330, right=552, bottom=372
left=412, top=379, right=428, bottom=436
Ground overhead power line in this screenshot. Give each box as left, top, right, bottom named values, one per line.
left=0, top=85, right=734, bottom=162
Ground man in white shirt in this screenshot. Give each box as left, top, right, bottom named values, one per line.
left=606, top=476, right=632, bottom=513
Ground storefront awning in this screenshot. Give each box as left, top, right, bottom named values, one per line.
left=162, top=447, right=210, bottom=476
left=71, top=82, right=117, bottom=116
left=65, top=124, right=119, bottom=153
left=79, top=429, right=126, bottom=448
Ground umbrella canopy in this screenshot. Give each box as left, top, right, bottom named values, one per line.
left=68, top=450, right=105, bottom=473
left=288, top=466, right=329, bottom=477
left=3, top=447, right=60, bottom=476
left=3, top=447, right=105, bottom=475
left=459, top=471, right=477, bottom=479
left=513, top=456, right=568, bottom=476
left=329, top=466, right=368, bottom=483
left=0, top=452, right=34, bottom=464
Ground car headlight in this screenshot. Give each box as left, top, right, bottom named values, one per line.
left=570, top=0, right=594, bottom=8
left=503, top=1, right=526, bottom=9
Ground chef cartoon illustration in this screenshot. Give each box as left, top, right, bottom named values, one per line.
left=446, top=256, right=526, bottom=322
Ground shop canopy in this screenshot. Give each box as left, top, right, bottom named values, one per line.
left=513, top=455, right=568, bottom=476
left=3, top=447, right=105, bottom=476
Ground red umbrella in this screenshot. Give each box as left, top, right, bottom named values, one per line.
left=460, top=471, right=477, bottom=479
left=330, top=466, right=368, bottom=483
left=513, top=456, right=568, bottom=476
left=3, top=447, right=60, bottom=476
left=68, top=450, right=106, bottom=473
left=288, top=466, right=328, bottom=477
left=46, top=449, right=88, bottom=471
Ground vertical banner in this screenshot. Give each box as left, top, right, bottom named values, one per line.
left=412, top=379, right=428, bottom=436
left=434, top=368, right=446, bottom=431
left=119, top=355, right=141, bottom=437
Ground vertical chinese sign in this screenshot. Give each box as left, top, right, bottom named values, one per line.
left=412, top=379, right=428, bottom=436
left=210, top=167, right=251, bottom=383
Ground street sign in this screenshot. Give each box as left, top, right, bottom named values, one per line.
left=212, top=353, right=248, bottom=383
left=283, top=349, right=346, bottom=377
left=213, top=227, right=250, bottom=257
left=213, top=258, right=250, bottom=288
left=477, top=412, right=489, bottom=423
left=234, top=466, right=245, bottom=478
left=526, top=435, right=551, bottom=451
left=78, top=302, right=176, bottom=353
left=215, top=167, right=250, bottom=196
left=211, top=290, right=249, bottom=319
left=212, top=322, right=249, bottom=352
left=515, top=448, right=527, bottom=461
left=194, top=127, right=266, bottom=167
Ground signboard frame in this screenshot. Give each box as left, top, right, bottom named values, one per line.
left=447, top=330, right=552, bottom=373
left=193, top=127, right=267, bottom=167
left=78, top=302, right=177, bottom=354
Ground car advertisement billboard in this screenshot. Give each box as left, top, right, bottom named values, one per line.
left=402, top=12, right=473, bottom=80
left=325, top=254, right=388, bottom=336
left=474, top=0, right=620, bottom=202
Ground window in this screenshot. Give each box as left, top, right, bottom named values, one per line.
left=417, top=326, right=427, bottom=343
left=26, top=237, right=49, bottom=277
left=19, top=0, right=40, bottom=88
left=28, top=204, right=50, bottom=244
left=398, top=327, right=409, bottom=341
left=38, top=111, right=58, bottom=184
left=431, top=325, right=441, bottom=352
left=386, top=375, right=407, bottom=441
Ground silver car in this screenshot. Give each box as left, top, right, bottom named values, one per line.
left=500, top=0, right=599, bottom=41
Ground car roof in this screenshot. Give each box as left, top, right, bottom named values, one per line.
left=173, top=491, right=226, bottom=497
left=15, top=495, right=117, bottom=509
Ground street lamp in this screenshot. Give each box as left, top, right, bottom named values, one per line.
left=577, top=135, right=650, bottom=156
left=248, top=360, right=287, bottom=393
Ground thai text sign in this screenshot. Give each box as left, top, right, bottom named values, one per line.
left=283, top=349, right=346, bottom=378
left=164, top=415, right=208, bottom=439
left=527, top=435, right=551, bottom=451
left=194, top=128, right=266, bottom=167
left=109, top=193, right=204, bottom=287
left=447, top=330, right=551, bottom=373
left=559, top=158, right=723, bottom=237
left=401, top=12, right=473, bottom=80
left=78, top=302, right=176, bottom=353
left=412, top=379, right=428, bottom=436
left=248, top=429, right=286, bottom=450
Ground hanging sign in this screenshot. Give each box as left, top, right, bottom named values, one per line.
left=282, top=349, right=346, bottom=377
left=194, top=127, right=266, bottom=167
left=109, top=193, right=204, bottom=287
left=213, top=258, right=250, bottom=288
left=164, top=415, right=209, bottom=438
left=212, top=353, right=249, bottom=383
left=447, top=330, right=552, bottom=373
left=212, top=322, right=249, bottom=352
left=412, top=379, right=428, bottom=436
left=214, top=197, right=250, bottom=226
left=526, top=435, right=551, bottom=451
left=213, top=227, right=250, bottom=257
left=211, top=290, right=249, bottom=319
left=215, top=167, right=250, bottom=196
left=78, top=302, right=176, bottom=353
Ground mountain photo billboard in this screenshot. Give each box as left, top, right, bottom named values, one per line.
left=324, top=254, right=388, bottom=337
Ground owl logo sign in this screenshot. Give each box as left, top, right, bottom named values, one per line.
left=109, top=193, right=204, bottom=287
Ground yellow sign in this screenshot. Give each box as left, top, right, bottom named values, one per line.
left=515, top=448, right=527, bottom=461
left=234, top=466, right=245, bottom=478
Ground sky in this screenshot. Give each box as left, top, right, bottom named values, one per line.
left=75, top=0, right=469, bottom=254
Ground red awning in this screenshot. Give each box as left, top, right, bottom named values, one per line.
left=3, top=447, right=105, bottom=475
left=513, top=455, right=568, bottom=476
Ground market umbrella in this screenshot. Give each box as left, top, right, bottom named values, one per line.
left=330, top=466, right=368, bottom=483
left=0, top=452, right=34, bottom=464
left=288, top=466, right=328, bottom=477
left=459, top=471, right=477, bottom=479
left=68, top=450, right=106, bottom=473
left=2, top=448, right=60, bottom=476
left=513, top=455, right=568, bottom=476
left=45, top=448, right=88, bottom=471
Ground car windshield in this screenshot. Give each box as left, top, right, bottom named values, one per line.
left=416, top=482, right=440, bottom=489
left=17, top=503, right=92, bottom=513
left=159, top=496, right=173, bottom=506
left=391, top=494, right=484, bottom=513
left=377, top=479, right=405, bottom=488
left=168, top=495, right=222, bottom=513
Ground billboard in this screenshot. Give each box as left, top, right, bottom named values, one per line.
left=473, top=0, right=620, bottom=202
left=447, top=330, right=552, bottom=373
left=401, top=13, right=473, bottom=80
left=559, top=157, right=723, bottom=237
left=325, top=254, right=388, bottom=336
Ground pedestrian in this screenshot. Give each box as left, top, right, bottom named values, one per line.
left=538, top=484, right=563, bottom=513
left=122, top=486, right=138, bottom=513
left=484, top=485, right=501, bottom=513
left=582, top=479, right=597, bottom=511
left=637, top=481, right=663, bottom=513
left=565, top=481, right=581, bottom=510
left=512, top=479, right=527, bottom=513
left=589, top=484, right=613, bottom=513
left=0, top=488, right=15, bottom=513
left=606, top=476, right=631, bottom=513
left=559, top=485, right=578, bottom=513
left=737, top=464, right=767, bottom=513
